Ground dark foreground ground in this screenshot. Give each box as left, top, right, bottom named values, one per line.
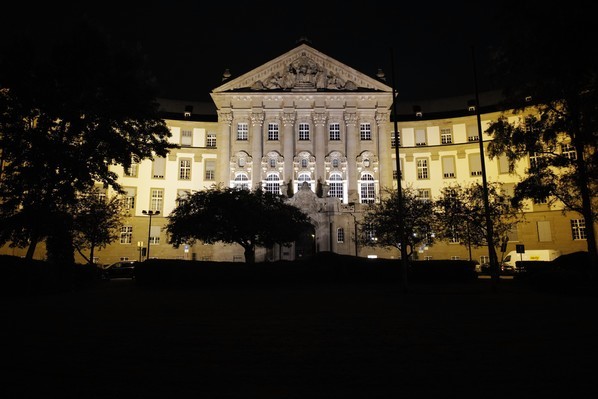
left=3, top=277, right=598, bottom=398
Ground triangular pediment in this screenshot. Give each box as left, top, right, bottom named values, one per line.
left=213, top=43, right=392, bottom=94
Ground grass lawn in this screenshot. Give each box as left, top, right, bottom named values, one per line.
left=3, top=276, right=597, bottom=398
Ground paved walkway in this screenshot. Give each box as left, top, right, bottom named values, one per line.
left=4, top=278, right=597, bottom=398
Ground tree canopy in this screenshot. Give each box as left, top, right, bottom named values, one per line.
left=434, top=183, right=524, bottom=260
left=0, top=21, right=176, bottom=264
left=72, top=187, right=126, bottom=266
left=361, top=187, right=435, bottom=258
left=485, top=2, right=598, bottom=269
left=165, top=185, right=314, bottom=263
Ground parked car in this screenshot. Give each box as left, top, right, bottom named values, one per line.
left=103, top=261, right=138, bottom=279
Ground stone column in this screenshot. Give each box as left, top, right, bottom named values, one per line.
left=344, top=111, right=358, bottom=203
left=376, top=111, right=392, bottom=189
left=251, top=111, right=264, bottom=190
left=313, top=111, right=327, bottom=185
left=282, top=111, right=296, bottom=190
left=217, top=110, right=232, bottom=185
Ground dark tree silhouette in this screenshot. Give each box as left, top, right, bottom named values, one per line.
left=0, top=21, right=176, bottom=264
left=485, top=3, right=598, bottom=272
left=72, top=187, right=126, bottom=266
left=361, top=187, right=435, bottom=257
left=165, top=185, right=313, bottom=263
left=434, top=183, right=524, bottom=260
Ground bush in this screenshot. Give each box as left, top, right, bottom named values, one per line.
left=514, top=252, right=595, bottom=294
left=0, top=255, right=103, bottom=297
left=408, top=259, right=478, bottom=282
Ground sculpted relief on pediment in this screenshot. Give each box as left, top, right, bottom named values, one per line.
left=250, top=54, right=358, bottom=92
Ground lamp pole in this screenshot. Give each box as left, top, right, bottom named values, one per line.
left=390, top=48, right=409, bottom=292
left=142, top=210, right=160, bottom=261
left=471, top=46, right=499, bottom=291
left=137, top=241, right=143, bottom=262
left=350, top=212, right=358, bottom=257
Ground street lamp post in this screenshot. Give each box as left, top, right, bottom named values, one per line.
left=137, top=241, right=144, bottom=262
left=142, top=210, right=160, bottom=261
left=350, top=212, right=358, bottom=257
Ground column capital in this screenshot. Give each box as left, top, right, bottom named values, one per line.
left=251, top=112, right=264, bottom=126
left=344, top=112, right=357, bottom=126
left=375, top=112, right=389, bottom=125
left=217, top=111, right=233, bottom=126
left=282, top=112, right=296, bottom=126
left=313, top=111, right=327, bottom=127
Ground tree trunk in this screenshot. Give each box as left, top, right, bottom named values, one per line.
left=243, top=245, right=255, bottom=264
left=46, top=213, right=75, bottom=265
left=25, top=238, right=39, bottom=259
left=572, top=112, right=598, bottom=282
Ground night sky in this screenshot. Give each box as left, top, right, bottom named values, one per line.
left=3, top=1, right=502, bottom=103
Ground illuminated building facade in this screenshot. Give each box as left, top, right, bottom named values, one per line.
left=3, top=42, right=593, bottom=264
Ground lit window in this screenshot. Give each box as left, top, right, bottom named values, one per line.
left=360, top=173, right=375, bottom=204
left=417, top=158, right=429, bottom=179
left=179, top=159, right=191, bottom=180
left=124, top=158, right=138, bottom=177
left=206, top=133, right=216, bottom=147
left=264, top=173, right=281, bottom=195
left=234, top=173, right=249, bottom=190
left=417, top=189, right=431, bottom=202
left=329, top=123, right=340, bottom=141
left=150, top=189, right=163, bottom=213
left=529, top=152, right=542, bottom=169
left=237, top=123, right=248, bottom=141
left=337, top=227, right=345, bottom=243
left=561, top=143, right=577, bottom=160
left=328, top=173, right=343, bottom=199
left=360, top=123, right=371, bottom=140
left=268, top=123, right=279, bottom=141
left=571, top=219, right=587, bottom=240
left=120, top=226, right=133, bottom=244
left=299, top=123, right=310, bottom=141
left=441, top=128, right=453, bottom=144
left=123, top=187, right=136, bottom=210
left=297, top=172, right=312, bottom=191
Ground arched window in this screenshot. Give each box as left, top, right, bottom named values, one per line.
left=265, top=173, right=281, bottom=195
left=297, top=172, right=312, bottom=191
left=328, top=172, right=344, bottom=199
left=360, top=173, right=375, bottom=204
left=233, top=173, right=249, bottom=190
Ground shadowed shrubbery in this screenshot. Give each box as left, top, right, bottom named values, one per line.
left=6, top=252, right=592, bottom=295
left=409, top=259, right=479, bottom=282
left=0, top=255, right=102, bottom=296
left=134, top=252, right=478, bottom=288
left=514, top=251, right=595, bottom=294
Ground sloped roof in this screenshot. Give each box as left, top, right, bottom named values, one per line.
left=212, top=43, right=392, bottom=95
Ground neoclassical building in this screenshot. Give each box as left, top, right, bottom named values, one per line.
left=4, top=42, right=593, bottom=264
